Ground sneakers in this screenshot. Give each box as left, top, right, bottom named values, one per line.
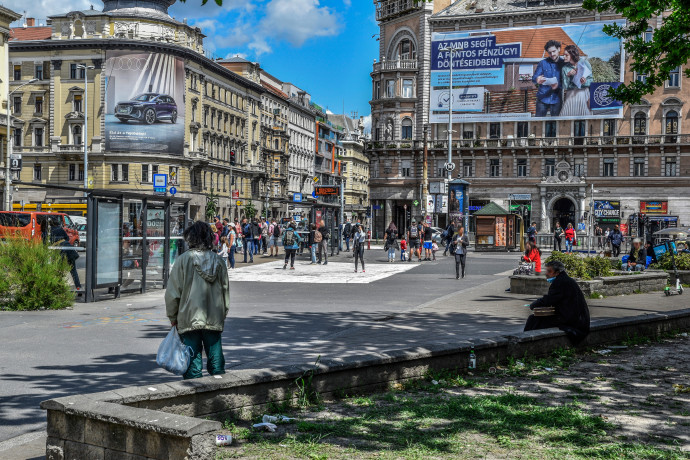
left=290, top=266, right=295, bottom=270
left=283, top=264, right=287, bottom=270
left=362, top=269, right=366, bottom=273
left=354, top=269, right=358, bottom=273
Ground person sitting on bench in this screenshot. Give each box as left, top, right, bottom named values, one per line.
left=524, top=260, right=590, bottom=343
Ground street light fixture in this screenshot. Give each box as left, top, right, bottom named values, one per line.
left=77, top=65, right=95, bottom=197
left=4, top=78, right=39, bottom=211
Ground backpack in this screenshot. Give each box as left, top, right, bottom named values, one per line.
left=409, top=225, right=419, bottom=239
left=344, top=223, right=352, bottom=236
left=284, top=229, right=295, bottom=247
left=273, top=224, right=281, bottom=237
left=314, top=230, right=323, bottom=243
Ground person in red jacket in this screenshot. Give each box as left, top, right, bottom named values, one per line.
left=522, top=241, right=542, bottom=275
left=564, top=223, right=576, bottom=253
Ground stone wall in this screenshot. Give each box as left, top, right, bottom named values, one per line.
left=510, top=272, right=669, bottom=297
left=43, top=309, right=690, bottom=459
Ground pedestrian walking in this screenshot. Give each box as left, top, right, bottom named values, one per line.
left=165, top=221, right=229, bottom=380
left=407, top=219, right=421, bottom=262
left=343, top=219, right=352, bottom=252
left=282, top=222, right=302, bottom=270
left=431, top=241, right=439, bottom=260
left=316, top=219, right=329, bottom=265
left=308, top=223, right=317, bottom=264
left=608, top=224, right=623, bottom=257
left=219, top=236, right=230, bottom=267
left=564, top=223, right=575, bottom=253
left=527, top=222, right=538, bottom=244
left=260, top=218, right=268, bottom=255
left=385, top=221, right=398, bottom=262
left=252, top=218, right=261, bottom=256
left=227, top=223, right=237, bottom=269
left=353, top=223, right=366, bottom=273
left=443, top=220, right=456, bottom=256
left=523, top=241, right=543, bottom=275
left=595, top=225, right=603, bottom=249
left=422, top=222, right=434, bottom=261
left=400, top=238, right=408, bottom=261
left=268, top=219, right=280, bottom=257
left=453, top=226, right=469, bottom=279
left=553, top=222, right=564, bottom=252
left=241, top=218, right=253, bottom=263
left=51, top=222, right=82, bottom=291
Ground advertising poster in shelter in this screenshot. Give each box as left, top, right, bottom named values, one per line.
left=430, top=21, right=624, bottom=124
left=448, top=183, right=465, bottom=224
left=105, top=51, right=185, bottom=154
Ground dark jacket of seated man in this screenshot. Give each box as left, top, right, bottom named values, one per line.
left=524, top=261, right=591, bottom=343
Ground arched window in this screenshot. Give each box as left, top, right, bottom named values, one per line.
left=401, top=119, right=413, bottom=140
left=72, top=125, right=82, bottom=145
left=665, top=110, right=678, bottom=134
left=633, top=112, right=647, bottom=136
left=397, top=39, right=416, bottom=60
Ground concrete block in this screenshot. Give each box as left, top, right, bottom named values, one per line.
left=46, top=436, right=65, bottom=460
left=47, top=410, right=85, bottom=443
left=64, top=440, right=105, bottom=460
left=84, top=418, right=128, bottom=452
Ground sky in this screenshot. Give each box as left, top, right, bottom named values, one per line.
left=4, top=0, right=378, bottom=128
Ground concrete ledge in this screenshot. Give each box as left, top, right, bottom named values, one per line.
left=42, top=308, right=690, bottom=460
left=510, top=272, right=668, bottom=296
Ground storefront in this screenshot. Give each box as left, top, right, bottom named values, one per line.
left=468, top=199, right=490, bottom=234
left=473, top=202, right=517, bottom=252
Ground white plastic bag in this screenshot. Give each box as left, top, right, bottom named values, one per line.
left=156, top=327, right=193, bottom=375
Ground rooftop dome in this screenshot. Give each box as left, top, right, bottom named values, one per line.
left=101, top=0, right=176, bottom=17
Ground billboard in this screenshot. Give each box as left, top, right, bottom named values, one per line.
left=594, top=200, right=620, bottom=223
left=640, top=201, right=668, bottom=214
left=105, top=51, right=185, bottom=154
left=448, top=182, right=465, bottom=224
left=430, top=21, right=624, bottom=124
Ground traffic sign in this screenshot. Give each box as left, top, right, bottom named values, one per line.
left=169, top=187, right=177, bottom=195
left=232, top=190, right=240, bottom=199
left=153, top=174, right=167, bottom=188
left=9, top=154, right=21, bottom=171
left=444, top=162, right=455, bottom=172
left=413, top=200, right=419, bottom=207
left=288, top=205, right=295, bottom=210
left=313, top=177, right=319, bottom=183
left=293, top=193, right=303, bottom=203
left=236, top=200, right=242, bottom=206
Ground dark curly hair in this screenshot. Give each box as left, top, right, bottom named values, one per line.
left=183, top=221, right=214, bottom=250
left=564, top=44, right=580, bottom=63
left=544, top=40, right=561, bottom=51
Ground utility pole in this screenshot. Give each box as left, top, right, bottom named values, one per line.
left=447, top=49, right=454, bottom=184
left=422, top=125, right=428, bottom=197
left=77, top=65, right=95, bottom=197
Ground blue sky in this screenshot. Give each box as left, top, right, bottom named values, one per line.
left=9, top=0, right=378, bottom=124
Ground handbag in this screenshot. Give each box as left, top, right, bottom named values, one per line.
left=156, top=327, right=193, bottom=375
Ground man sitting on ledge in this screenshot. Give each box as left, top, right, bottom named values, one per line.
left=524, top=260, right=591, bottom=343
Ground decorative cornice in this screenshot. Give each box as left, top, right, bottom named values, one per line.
left=429, top=6, right=597, bottom=26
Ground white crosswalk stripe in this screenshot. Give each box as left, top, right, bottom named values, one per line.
left=228, top=260, right=415, bottom=284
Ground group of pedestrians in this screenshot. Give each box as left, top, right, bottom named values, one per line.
left=209, top=216, right=285, bottom=268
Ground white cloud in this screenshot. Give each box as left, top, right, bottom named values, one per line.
left=2, top=0, right=91, bottom=23
left=361, top=114, right=372, bottom=134
left=254, top=0, right=341, bottom=48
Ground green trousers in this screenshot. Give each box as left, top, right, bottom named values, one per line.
left=180, top=330, right=226, bottom=380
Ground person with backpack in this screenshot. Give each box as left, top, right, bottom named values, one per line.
left=385, top=222, right=398, bottom=262
left=442, top=220, right=456, bottom=256
left=343, top=219, right=352, bottom=252
left=316, top=219, right=329, bottom=265
left=251, top=218, right=261, bottom=256
left=282, top=222, right=302, bottom=270
left=407, top=219, right=421, bottom=262
left=268, top=219, right=281, bottom=257
left=241, top=218, right=253, bottom=263
left=527, top=222, right=538, bottom=244
left=353, top=223, right=367, bottom=273
left=608, top=224, right=623, bottom=257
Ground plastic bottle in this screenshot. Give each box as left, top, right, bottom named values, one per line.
left=469, top=348, right=476, bottom=369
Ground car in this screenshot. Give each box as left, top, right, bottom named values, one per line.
left=76, top=223, right=87, bottom=246
left=114, top=93, right=178, bottom=125
left=0, top=211, right=79, bottom=246
left=430, top=227, right=445, bottom=244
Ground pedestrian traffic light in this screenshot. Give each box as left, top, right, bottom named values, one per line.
left=230, top=150, right=236, bottom=166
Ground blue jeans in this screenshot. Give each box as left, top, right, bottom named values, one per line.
left=565, top=239, right=573, bottom=253
left=228, top=246, right=236, bottom=269
left=535, top=98, right=562, bottom=117
left=444, top=239, right=453, bottom=254
left=310, top=245, right=317, bottom=263
left=345, top=237, right=350, bottom=251
left=388, top=247, right=396, bottom=260
left=253, top=239, right=260, bottom=255
left=244, top=239, right=254, bottom=262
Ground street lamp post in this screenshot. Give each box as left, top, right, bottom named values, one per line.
left=77, top=65, right=95, bottom=197
left=4, top=78, right=38, bottom=211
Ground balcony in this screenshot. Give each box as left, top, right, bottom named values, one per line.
left=375, top=0, right=422, bottom=21
left=365, top=134, right=690, bottom=151
left=372, top=59, right=417, bottom=73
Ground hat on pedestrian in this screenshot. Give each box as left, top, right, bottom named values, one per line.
left=228, top=222, right=235, bottom=228
left=632, top=238, right=642, bottom=244
left=411, top=219, right=416, bottom=224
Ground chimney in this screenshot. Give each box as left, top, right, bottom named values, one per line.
left=26, top=17, right=35, bottom=27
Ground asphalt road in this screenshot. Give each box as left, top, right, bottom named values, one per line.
left=0, top=249, right=519, bottom=444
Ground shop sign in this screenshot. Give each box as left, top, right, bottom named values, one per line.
left=640, top=201, right=668, bottom=214
left=509, top=193, right=532, bottom=201
left=594, top=200, right=620, bottom=218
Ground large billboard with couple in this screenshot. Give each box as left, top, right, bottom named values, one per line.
left=430, top=21, right=624, bottom=124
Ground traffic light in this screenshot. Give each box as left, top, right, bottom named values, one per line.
left=230, top=150, right=236, bottom=166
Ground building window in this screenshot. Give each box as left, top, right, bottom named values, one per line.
left=517, top=122, right=528, bottom=138
left=13, top=128, right=21, bottom=147
left=574, top=161, right=585, bottom=178
left=374, top=81, right=380, bottom=100
left=545, top=121, right=557, bottom=138
left=644, top=27, right=653, bottom=42
left=668, top=67, right=680, bottom=87
left=545, top=158, right=556, bottom=176
left=386, top=80, right=395, bottom=98
left=463, top=160, right=473, bottom=177
left=489, top=123, right=501, bottom=139
left=636, top=73, right=647, bottom=84
left=603, top=158, right=615, bottom=177
left=13, top=65, right=21, bottom=80
left=489, top=159, right=500, bottom=177
left=665, top=110, right=679, bottom=135
left=437, top=159, right=446, bottom=178
left=633, top=112, right=647, bottom=136
left=34, top=96, right=43, bottom=114
left=401, top=79, right=413, bottom=98
left=603, top=119, right=616, bottom=137
left=401, top=119, right=412, bottom=140
left=517, top=159, right=527, bottom=177
left=72, top=125, right=82, bottom=145
left=70, top=63, right=85, bottom=80
left=633, top=157, right=645, bottom=177
left=69, top=164, right=76, bottom=181
left=73, top=94, right=83, bottom=112
left=120, top=165, right=128, bottom=183
left=142, top=164, right=149, bottom=183
left=34, top=127, right=44, bottom=147
left=33, top=164, right=41, bottom=181
left=401, top=159, right=412, bottom=177
left=13, top=96, right=21, bottom=114
left=79, top=164, right=84, bottom=182
left=665, top=157, right=677, bottom=177
left=35, top=64, right=43, bottom=80
left=397, top=38, right=416, bottom=60
left=111, top=164, right=119, bottom=182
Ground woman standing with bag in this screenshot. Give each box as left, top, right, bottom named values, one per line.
left=564, top=223, right=576, bottom=253
left=453, top=226, right=470, bottom=279
left=165, top=222, right=230, bottom=380
left=227, top=223, right=237, bottom=269
left=385, top=222, right=398, bottom=262
left=353, top=223, right=366, bottom=273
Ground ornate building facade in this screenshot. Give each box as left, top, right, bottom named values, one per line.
left=369, top=0, right=690, bottom=238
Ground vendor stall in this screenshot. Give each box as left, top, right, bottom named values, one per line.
left=474, top=202, right=517, bottom=252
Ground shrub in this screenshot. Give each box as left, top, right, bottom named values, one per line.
left=545, top=253, right=613, bottom=280
left=651, top=253, right=690, bottom=271
left=0, top=239, right=74, bottom=311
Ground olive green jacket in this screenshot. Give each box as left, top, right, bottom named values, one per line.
left=165, top=249, right=229, bottom=334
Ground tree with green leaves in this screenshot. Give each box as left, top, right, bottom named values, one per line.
left=583, top=0, right=690, bottom=103
left=205, top=190, right=219, bottom=221
left=244, top=201, right=257, bottom=220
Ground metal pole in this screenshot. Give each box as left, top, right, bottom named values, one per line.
left=422, top=125, right=428, bottom=197
left=447, top=50, right=453, bottom=184
left=83, top=67, right=89, bottom=196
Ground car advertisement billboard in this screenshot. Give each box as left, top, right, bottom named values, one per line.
left=105, top=51, right=185, bottom=154
left=430, top=21, right=624, bottom=124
